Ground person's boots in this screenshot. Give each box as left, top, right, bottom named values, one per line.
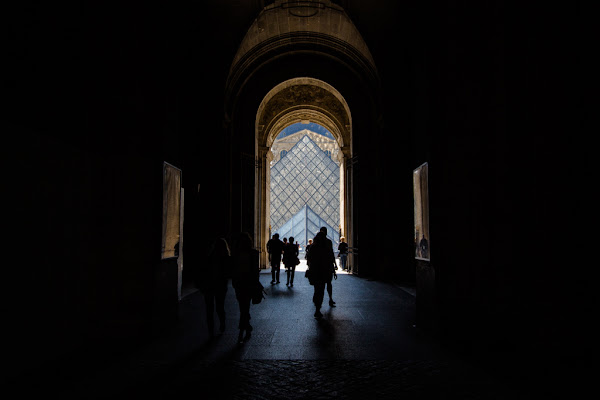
left=329, top=299, right=336, bottom=307
left=314, top=308, right=323, bottom=318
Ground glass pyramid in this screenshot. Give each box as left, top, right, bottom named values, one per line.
left=270, top=134, right=340, bottom=247
left=276, top=205, right=340, bottom=250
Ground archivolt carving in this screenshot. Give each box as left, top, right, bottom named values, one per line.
left=266, top=109, right=342, bottom=148
left=257, top=78, right=351, bottom=149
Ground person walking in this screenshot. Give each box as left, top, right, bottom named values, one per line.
left=231, top=232, right=260, bottom=344
left=306, top=231, right=337, bottom=318
left=305, top=238, right=313, bottom=265
left=196, top=237, right=231, bottom=338
left=338, top=236, right=349, bottom=271
left=304, top=238, right=313, bottom=283
left=283, top=236, right=299, bottom=287
left=266, top=233, right=284, bottom=284
left=319, top=227, right=337, bottom=307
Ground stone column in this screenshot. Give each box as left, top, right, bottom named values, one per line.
left=340, top=146, right=356, bottom=274
left=256, top=146, right=272, bottom=269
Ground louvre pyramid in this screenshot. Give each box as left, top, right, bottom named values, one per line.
left=270, top=134, right=340, bottom=245
left=276, top=205, right=340, bottom=249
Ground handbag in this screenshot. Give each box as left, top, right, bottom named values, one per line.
left=252, top=281, right=266, bottom=304
left=305, top=268, right=314, bottom=285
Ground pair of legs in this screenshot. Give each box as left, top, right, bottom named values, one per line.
left=340, top=254, right=347, bottom=270
left=203, top=290, right=226, bottom=337
left=285, top=264, right=296, bottom=286
left=235, top=291, right=253, bottom=343
left=311, top=279, right=335, bottom=317
left=312, top=281, right=326, bottom=318
left=270, top=259, right=281, bottom=283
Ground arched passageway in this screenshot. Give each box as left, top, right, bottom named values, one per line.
left=255, top=78, right=353, bottom=270
left=224, top=0, right=384, bottom=277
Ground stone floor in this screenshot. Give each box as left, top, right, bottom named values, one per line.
left=6, top=262, right=558, bottom=399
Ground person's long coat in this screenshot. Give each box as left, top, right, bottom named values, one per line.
left=306, top=238, right=335, bottom=283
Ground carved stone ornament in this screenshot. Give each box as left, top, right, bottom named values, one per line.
left=257, top=78, right=351, bottom=149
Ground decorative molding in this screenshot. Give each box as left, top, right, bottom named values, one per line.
left=256, top=78, right=351, bottom=149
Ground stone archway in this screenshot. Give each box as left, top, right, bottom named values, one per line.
left=224, top=1, right=383, bottom=275
left=254, top=77, right=354, bottom=270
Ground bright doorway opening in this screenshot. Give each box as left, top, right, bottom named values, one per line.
left=268, top=122, right=344, bottom=266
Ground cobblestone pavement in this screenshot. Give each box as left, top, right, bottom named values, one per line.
left=11, top=263, right=540, bottom=399
left=125, top=359, right=522, bottom=399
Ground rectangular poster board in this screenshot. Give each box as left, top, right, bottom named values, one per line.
left=413, top=162, right=430, bottom=261
left=161, top=162, right=181, bottom=259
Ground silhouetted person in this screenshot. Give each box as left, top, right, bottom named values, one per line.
left=305, top=238, right=313, bottom=265
left=419, top=234, right=429, bottom=258
left=267, top=233, right=284, bottom=284
left=231, top=232, right=260, bottom=344
left=319, top=227, right=337, bottom=306
left=283, top=236, right=299, bottom=287
left=338, top=236, right=348, bottom=271
left=197, top=237, right=231, bottom=338
left=306, top=231, right=336, bottom=318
